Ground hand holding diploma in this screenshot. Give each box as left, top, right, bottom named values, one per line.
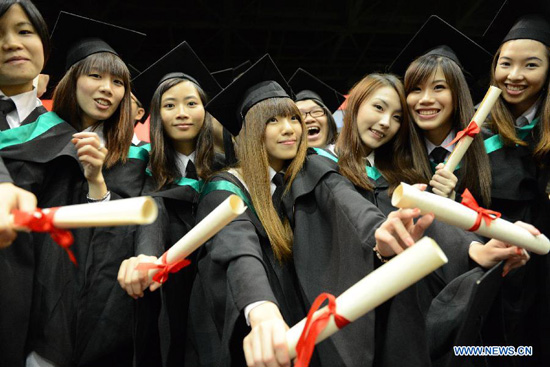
left=0, top=182, right=37, bottom=248
left=118, top=195, right=246, bottom=297
left=392, top=182, right=550, bottom=255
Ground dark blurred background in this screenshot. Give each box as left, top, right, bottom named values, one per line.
left=34, top=0, right=506, bottom=93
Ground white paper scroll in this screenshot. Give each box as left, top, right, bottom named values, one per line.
left=14, top=196, right=158, bottom=229
left=443, top=86, right=502, bottom=172
left=286, top=237, right=448, bottom=358
left=392, top=183, right=550, bottom=255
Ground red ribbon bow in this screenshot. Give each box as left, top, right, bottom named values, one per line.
left=135, top=252, right=191, bottom=284
left=461, top=189, right=501, bottom=231
left=12, top=208, right=76, bottom=265
left=445, top=120, right=481, bottom=147
left=295, top=293, right=350, bottom=367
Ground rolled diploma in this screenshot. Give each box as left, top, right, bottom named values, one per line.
left=444, top=86, right=502, bottom=172
left=392, top=182, right=550, bottom=255
left=161, top=194, right=246, bottom=265
left=286, top=237, right=448, bottom=358
left=13, top=196, right=158, bottom=229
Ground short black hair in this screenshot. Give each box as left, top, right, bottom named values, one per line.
left=0, top=0, right=50, bottom=63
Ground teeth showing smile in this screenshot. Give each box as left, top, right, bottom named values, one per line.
left=506, top=85, right=526, bottom=91
left=418, top=109, right=439, bottom=116
left=308, top=126, right=320, bottom=136
left=369, top=128, right=385, bottom=138
left=95, top=99, right=110, bottom=106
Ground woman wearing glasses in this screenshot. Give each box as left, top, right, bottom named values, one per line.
left=289, top=68, right=345, bottom=149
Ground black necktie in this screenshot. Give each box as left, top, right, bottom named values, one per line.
left=430, top=147, right=448, bottom=165
left=186, top=160, right=198, bottom=180
left=0, top=98, right=16, bottom=131
left=272, top=172, right=285, bottom=218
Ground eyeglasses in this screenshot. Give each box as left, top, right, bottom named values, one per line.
left=301, top=109, right=325, bottom=119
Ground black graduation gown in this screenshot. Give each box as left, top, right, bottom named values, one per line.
left=283, top=152, right=431, bottom=367
left=188, top=171, right=307, bottom=367
left=29, top=140, right=148, bottom=367
left=480, top=121, right=550, bottom=367
left=0, top=109, right=78, bottom=367
left=133, top=175, right=201, bottom=367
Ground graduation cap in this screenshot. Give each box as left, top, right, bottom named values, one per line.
left=288, top=68, right=346, bottom=114
left=131, top=41, right=222, bottom=116
left=212, top=60, right=252, bottom=87
left=483, top=0, right=550, bottom=51
left=46, top=11, right=146, bottom=82
left=388, top=15, right=492, bottom=82
left=206, top=54, right=293, bottom=137
left=427, top=262, right=505, bottom=367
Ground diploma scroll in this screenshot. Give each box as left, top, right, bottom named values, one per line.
left=154, top=194, right=246, bottom=269
left=392, top=183, right=550, bottom=255
left=13, top=196, right=158, bottom=230
left=443, top=86, right=501, bottom=172
left=286, top=237, right=448, bottom=358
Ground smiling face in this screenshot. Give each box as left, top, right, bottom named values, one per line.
left=406, top=67, right=454, bottom=143
left=494, top=39, right=549, bottom=118
left=0, top=4, right=44, bottom=95
left=296, top=99, right=329, bottom=147
left=160, top=80, right=205, bottom=155
left=356, top=86, right=402, bottom=155
left=264, top=113, right=303, bottom=172
left=76, top=69, right=125, bottom=128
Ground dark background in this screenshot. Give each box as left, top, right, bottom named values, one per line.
left=34, top=0, right=507, bottom=93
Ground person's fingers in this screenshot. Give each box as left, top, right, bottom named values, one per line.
left=272, top=323, right=290, bottom=367
left=412, top=183, right=428, bottom=191
left=410, top=213, right=434, bottom=240
left=149, top=281, right=162, bottom=292
left=243, top=335, right=255, bottom=367
left=117, top=259, right=129, bottom=289
left=260, top=324, right=276, bottom=367
left=514, top=221, right=541, bottom=236
left=251, top=326, right=265, bottom=367
left=15, top=189, right=37, bottom=213
left=389, top=217, right=415, bottom=247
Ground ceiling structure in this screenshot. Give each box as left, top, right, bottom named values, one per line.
left=35, top=0, right=505, bottom=93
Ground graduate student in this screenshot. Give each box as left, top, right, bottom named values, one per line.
left=27, top=11, right=147, bottom=367
left=0, top=1, right=60, bottom=365
left=288, top=68, right=345, bottom=149
left=189, top=54, right=435, bottom=367
left=480, top=6, right=550, bottom=365
left=390, top=15, right=493, bottom=205
left=118, top=40, right=222, bottom=366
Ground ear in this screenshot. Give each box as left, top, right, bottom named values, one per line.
left=135, top=108, right=145, bottom=122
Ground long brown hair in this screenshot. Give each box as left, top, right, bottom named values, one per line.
left=53, top=52, right=132, bottom=168
left=149, top=78, right=215, bottom=190
left=235, top=97, right=307, bottom=262
left=336, top=73, right=428, bottom=193
left=405, top=55, right=492, bottom=206
left=487, top=42, right=550, bottom=162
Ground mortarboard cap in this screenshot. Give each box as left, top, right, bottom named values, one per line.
left=212, top=60, right=252, bottom=87
left=389, top=15, right=492, bottom=81
left=46, top=11, right=146, bottom=81
left=131, top=41, right=222, bottom=116
left=483, top=0, right=550, bottom=51
left=289, top=68, right=346, bottom=114
left=206, top=54, right=293, bottom=137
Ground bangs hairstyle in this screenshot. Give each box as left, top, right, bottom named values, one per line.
left=405, top=54, right=492, bottom=205
left=336, top=73, right=428, bottom=193
left=53, top=52, right=133, bottom=168
left=488, top=43, right=550, bottom=163
left=149, top=78, right=215, bottom=190
left=235, top=97, right=307, bottom=262
left=0, top=0, right=50, bottom=62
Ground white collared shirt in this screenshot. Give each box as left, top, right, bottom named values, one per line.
left=515, top=100, right=540, bottom=127
left=175, top=151, right=196, bottom=178
left=131, top=133, right=141, bottom=146
left=0, top=88, right=42, bottom=129
left=366, top=151, right=375, bottom=167
left=425, top=130, right=456, bottom=162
